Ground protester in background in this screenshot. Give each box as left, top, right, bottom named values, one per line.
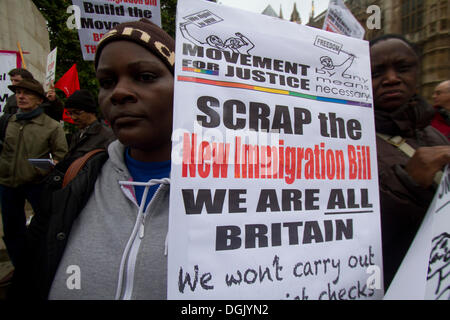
left=431, top=80, right=450, bottom=140
left=370, top=34, right=450, bottom=290
left=0, top=79, right=67, bottom=270
left=41, top=82, right=64, bottom=122
left=57, top=89, right=114, bottom=170
left=3, top=68, right=34, bottom=114
left=10, top=18, right=174, bottom=300
left=4, top=68, right=64, bottom=122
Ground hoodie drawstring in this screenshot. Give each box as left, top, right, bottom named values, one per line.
left=114, top=178, right=170, bottom=300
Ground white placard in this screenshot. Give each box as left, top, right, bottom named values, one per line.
left=385, top=165, right=450, bottom=300
left=323, top=0, right=365, bottom=39
left=44, top=47, right=57, bottom=92
left=71, top=0, right=162, bottom=61
left=168, top=0, right=382, bottom=300
left=0, top=52, right=18, bottom=114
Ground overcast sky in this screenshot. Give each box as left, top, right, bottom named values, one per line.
left=217, top=0, right=330, bottom=25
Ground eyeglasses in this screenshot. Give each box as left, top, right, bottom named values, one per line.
left=66, top=110, right=85, bottom=117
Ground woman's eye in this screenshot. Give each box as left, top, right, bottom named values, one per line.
left=397, top=65, right=412, bottom=72
left=138, top=73, right=156, bottom=81
left=371, top=69, right=381, bottom=78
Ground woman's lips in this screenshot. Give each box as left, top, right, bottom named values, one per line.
left=113, top=116, right=143, bottom=126
left=380, top=90, right=403, bottom=99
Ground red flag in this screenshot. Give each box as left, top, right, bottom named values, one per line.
left=55, top=64, right=80, bottom=124
left=62, top=109, right=75, bottom=124
left=55, top=64, right=80, bottom=97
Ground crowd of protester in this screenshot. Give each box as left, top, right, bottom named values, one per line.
left=0, top=17, right=448, bottom=299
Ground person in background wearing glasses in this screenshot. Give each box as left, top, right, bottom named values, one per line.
left=431, top=80, right=450, bottom=140
left=60, top=89, right=115, bottom=170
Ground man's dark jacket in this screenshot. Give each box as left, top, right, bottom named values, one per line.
left=375, top=95, right=449, bottom=290
left=57, top=121, right=114, bottom=172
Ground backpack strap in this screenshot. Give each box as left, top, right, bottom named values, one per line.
left=376, top=133, right=416, bottom=157
left=62, top=149, right=105, bottom=188
left=376, top=133, right=443, bottom=185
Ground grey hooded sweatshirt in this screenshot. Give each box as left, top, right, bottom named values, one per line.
left=49, top=140, right=170, bottom=300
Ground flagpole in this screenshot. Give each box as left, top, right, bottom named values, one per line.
left=17, top=42, right=27, bottom=69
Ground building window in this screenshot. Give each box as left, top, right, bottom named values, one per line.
left=441, top=4, right=447, bottom=18
left=439, top=1, right=448, bottom=31
left=430, top=21, right=437, bottom=34
left=401, top=0, right=424, bottom=34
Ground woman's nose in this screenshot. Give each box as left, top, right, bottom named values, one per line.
left=381, top=68, right=401, bottom=85
left=110, top=79, right=137, bottom=105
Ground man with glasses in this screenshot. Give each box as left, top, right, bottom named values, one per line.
left=60, top=89, right=114, bottom=169
left=431, top=80, right=450, bottom=140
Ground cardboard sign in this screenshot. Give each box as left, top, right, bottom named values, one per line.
left=168, top=0, right=382, bottom=300
left=323, top=0, right=365, bottom=39
left=71, top=0, right=162, bottom=60
left=45, top=47, right=57, bottom=92
left=385, top=165, right=450, bottom=300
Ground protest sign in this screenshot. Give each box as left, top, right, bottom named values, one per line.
left=71, top=0, right=161, bottom=60
left=44, top=47, right=57, bottom=91
left=323, top=0, right=365, bottom=39
left=0, top=51, right=20, bottom=114
left=385, top=165, right=450, bottom=300
left=168, top=0, right=382, bottom=300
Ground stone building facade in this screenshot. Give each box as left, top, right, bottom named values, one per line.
left=0, top=0, right=50, bottom=83
left=307, top=0, right=450, bottom=103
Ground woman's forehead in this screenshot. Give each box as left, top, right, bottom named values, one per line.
left=97, top=40, right=160, bottom=66
left=370, top=39, right=418, bottom=65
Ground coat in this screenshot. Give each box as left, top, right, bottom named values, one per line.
left=3, top=94, right=18, bottom=114
left=0, top=111, right=68, bottom=187
left=431, top=108, right=450, bottom=140
left=57, top=121, right=114, bottom=172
